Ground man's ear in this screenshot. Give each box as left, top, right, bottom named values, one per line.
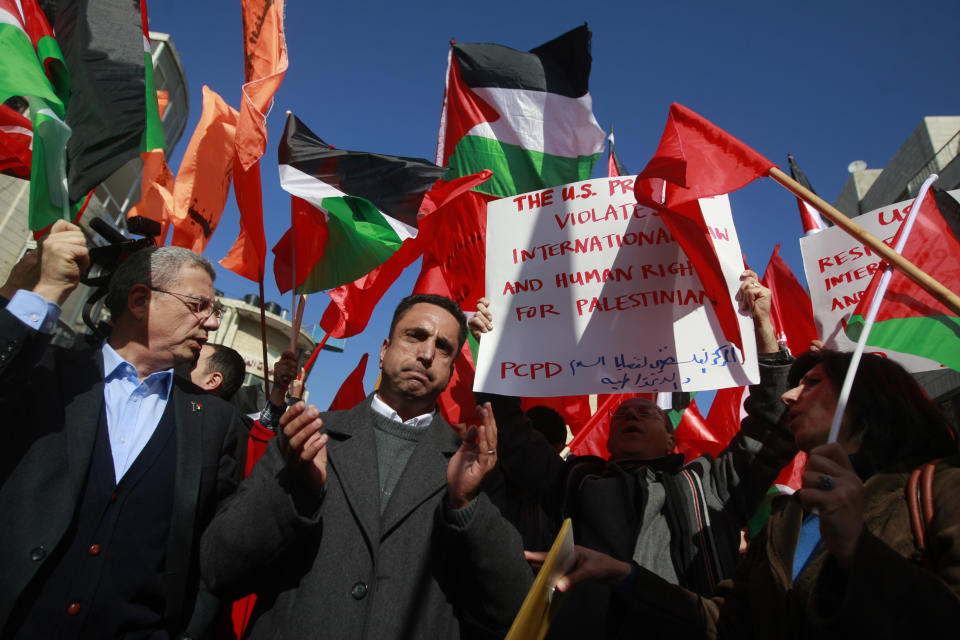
left=379, top=338, right=389, bottom=368
left=127, top=284, right=151, bottom=321
left=666, top=434, right=676, bottom=453
left=204, top=371, right=223, bottom=393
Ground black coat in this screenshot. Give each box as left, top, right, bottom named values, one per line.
left=0, top=310, right=242, bottom=637
left=201, top=395, right=533, bottom=639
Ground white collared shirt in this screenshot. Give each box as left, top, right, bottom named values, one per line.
left=370, top=393, right=435, bottom=428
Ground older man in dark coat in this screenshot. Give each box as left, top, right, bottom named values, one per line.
left=0, top=220, right=242, bottom=638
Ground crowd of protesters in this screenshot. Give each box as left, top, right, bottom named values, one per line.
left=0, top=221, right=957, bottom=639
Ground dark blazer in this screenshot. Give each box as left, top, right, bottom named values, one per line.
left=0, top=309, right=242, bottom=637
left=201, top=395, right=533, bottom=639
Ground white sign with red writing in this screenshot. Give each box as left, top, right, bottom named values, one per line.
left=798, top=193, right=959, bottom=372
left=473, top=176, right=759, bottom=397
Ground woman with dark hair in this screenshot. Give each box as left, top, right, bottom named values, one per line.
left=787, top=349, right=957, bottom=477
left=544, top=349, right=960, bottom=639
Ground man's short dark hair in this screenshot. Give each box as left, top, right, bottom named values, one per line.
left=389, top=294, right=468, bottom=352
left=526, top=405, right=568, bottom=448
left=204, top=343, right=246, bottom=401
left=789, top=349, right=958, bottom=475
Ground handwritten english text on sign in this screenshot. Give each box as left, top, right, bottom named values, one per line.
left=799, top=191, right=960, bottom=373
left=474, top=177, right=758, bottom=396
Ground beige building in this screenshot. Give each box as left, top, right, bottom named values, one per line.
left=835, top=116, right=960, bottom=215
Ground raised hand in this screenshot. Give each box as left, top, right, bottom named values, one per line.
left=447, top=402, right=498, bottom=508
left=269, top=350, right=300, bottom=405
left=737, top=269, right=778, bottom=353
left=468, top=297, right=493, bottom=343
left=279, top=401, right=328, bottom=493
left=797, top=442, right=865, bottom=567
left=35, top=220, right=90, bottom=306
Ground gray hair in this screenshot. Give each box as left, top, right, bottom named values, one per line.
left=106, top=246, right=216, bottom=319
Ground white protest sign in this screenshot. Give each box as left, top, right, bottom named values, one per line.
left=474, top=176, right=759, bottom=397
left=799, top=190, right=960, bottom=373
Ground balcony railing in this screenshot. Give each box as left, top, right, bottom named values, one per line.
left=907, top=127, right=960, bottom=196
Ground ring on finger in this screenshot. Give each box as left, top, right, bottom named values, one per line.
left=817, top=474, right=835, bottom=490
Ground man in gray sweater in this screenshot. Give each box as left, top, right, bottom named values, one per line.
left=200, top=294, right=533, bottom=639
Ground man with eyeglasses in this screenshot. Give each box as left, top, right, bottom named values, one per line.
left=470, top=269, right=798, bottom=639
left=0, top=220, right=243, bottom=639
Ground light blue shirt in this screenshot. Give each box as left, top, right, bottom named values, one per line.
left=7, top=289, right=173, bottom=483
left=6, top=289, right=61, bottom=333
left=101, top=343, right=173, bottom=482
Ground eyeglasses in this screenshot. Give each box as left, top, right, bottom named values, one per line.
left=150, top=287, right=223, bottom=319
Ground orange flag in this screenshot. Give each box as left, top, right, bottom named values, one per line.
left=156, top=90, right=169, bottom=118
left=127, top=149, right=175, bottom=245
left=236, top=0, right=288, bottom=169
left=171, top=86, right=239, bottom=253
left=222, top=0, right=288, bottom=281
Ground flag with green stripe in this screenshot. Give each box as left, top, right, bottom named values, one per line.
left=0, top=0, right=71, bottom=231
left=274, top=113, right=447, bottom=293
left=438, top=25, right=605, bottom=198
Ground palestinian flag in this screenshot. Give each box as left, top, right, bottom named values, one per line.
left=0, top=0, right=71, bottom=230
left=427, top=25, right=604, bottom=307
left=274, top=113, right=447, bottom=293
left=439, top=25, right=604, bottom=196
left=846, top=188, right=960, bottom=372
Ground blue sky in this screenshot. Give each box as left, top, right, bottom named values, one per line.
left=147, top=0, right=960, bottom=410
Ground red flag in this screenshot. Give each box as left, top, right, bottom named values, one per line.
left=412, top=255, right=480, bottom=425
left=672, top=398, right=724, bottom=460
left=521, top=396, right=592, bottom=435
left=0, top=104, right=32, bottom=179
left=171, top=86, right=238, bottom=254
left=567, top=394, right=620, bottom=458
left=220, top=156, right=268, bottom=281
left=704, top=386, right=746, bottom=448
left=420, top=189, right=492, bottom=307
left=787, top=154, right=827, bottom=235
left=635, top=103, right=774, bottom=208
left=634, top=104, right=775, bottom=353
left=328, top=353, right=369, bottom=411
left=416, top=171, right=495, bottom=308
left=606, top=128, right=626, bottom=178
left=272, top=196, right=328, bottom=293
left=319, top=240, right=420, bottom=339
left=567, top=393, right=653, bottom=458
left=436, top=340, right=480, bottom=426
left=762, top=243, right=818, bottom=355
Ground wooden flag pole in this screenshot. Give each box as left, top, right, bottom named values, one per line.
left=290, top=294, right=306, bottom=353
left=258, top=278, right=271, bottom=397
left=767, top=167, right=960, bottom=316
left=300, top=332, right=330, bottom=386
